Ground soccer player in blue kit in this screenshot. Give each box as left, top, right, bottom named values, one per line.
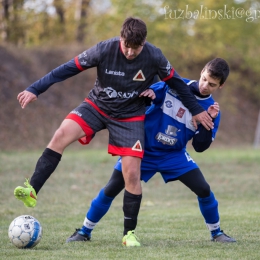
left=66, top=58, right=236, bottom=246
left=14, top=17, right=213, bottom=246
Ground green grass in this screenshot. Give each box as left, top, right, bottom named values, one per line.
left=1, top=147, right=260, bottom=260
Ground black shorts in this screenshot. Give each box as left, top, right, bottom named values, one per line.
left=65, top=99, right=145, bottom=158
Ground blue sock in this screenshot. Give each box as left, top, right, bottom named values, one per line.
left=80, top=188, right=114, bottom=236
left=198, top=191, right=221, bottom=237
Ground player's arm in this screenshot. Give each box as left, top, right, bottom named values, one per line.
left=18, top=44, right=101, bottom=109
left=17, top=59, right=82, bottom=109
left=26, top=59, right=82, bottom=97
left=17, top=59, right=83, bottom=108
left=192, top=102, right=220, bottom=152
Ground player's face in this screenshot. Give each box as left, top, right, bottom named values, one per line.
left=120, top=38, right=145, bottom=60
left=199, top=69, right=223, bottom=96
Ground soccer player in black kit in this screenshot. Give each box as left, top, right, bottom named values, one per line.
left=14, top=17, right=213, bottom=246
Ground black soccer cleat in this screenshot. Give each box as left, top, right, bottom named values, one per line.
left=66, top=228, right=91, bottom=243
left=211, top=230, right=236, bottom=243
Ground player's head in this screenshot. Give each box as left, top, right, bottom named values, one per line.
left=199, top=58, right=229, bottom=96
left=120, top=17, right=147, bottom=60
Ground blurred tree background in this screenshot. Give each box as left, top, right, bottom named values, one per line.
left=0, top=0, right=260, bottom=150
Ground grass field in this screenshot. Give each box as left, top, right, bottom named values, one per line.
left=1, top=147, right=260, bottom=260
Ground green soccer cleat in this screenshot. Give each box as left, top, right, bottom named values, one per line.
left=122, top=230, right=141, bottom=247
left=14, top=179, right=37, bottom=208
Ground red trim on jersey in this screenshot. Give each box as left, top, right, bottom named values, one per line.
left=85, top=99, right=145, bottom=122
left=108, top=144, right=144, bottom=158
left=162, top=68, right=175, bottom=82
left=74, top=56, right=84, bottom=71
left=65, top=113, right=94, bottom=145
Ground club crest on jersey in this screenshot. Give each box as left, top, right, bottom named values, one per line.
left=165, top=100, right=173, bottom=108
left=132, top=140, right=142, bottom=151
left=176, top=107, right=186, bottom=118
left=133, top=70, right=145, bottom=81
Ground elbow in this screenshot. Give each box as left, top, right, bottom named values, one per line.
left=193, top=146, right=208, bottom=153
left=192, top=140, right=212, bottom=153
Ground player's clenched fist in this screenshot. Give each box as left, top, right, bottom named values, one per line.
left=17, top=90, right=37, bottom=109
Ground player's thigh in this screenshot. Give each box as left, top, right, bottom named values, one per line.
left=178, top=168, right=210, bottom=197
left=107, top=118, right=145, bottom=158
left=48, top=119, right=86, bottom=150
left=114, top=156, right=157, bottom=183
left=65, top=101, right=107, bottom=145
left=157, top=150, right=198, bottom=182
left=66, top=101, right=106, bottom=133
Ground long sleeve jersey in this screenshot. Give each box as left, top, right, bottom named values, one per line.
left=144, top=80, right=220, bottom=156
left=26, top=37, right=204, bottom=118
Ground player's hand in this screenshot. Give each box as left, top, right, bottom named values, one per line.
left=192, top=111, right=213, bottom=130
left=139, top=89, right=156, bottom=100
left=207, top=102, right=220, bottom=119
left=17, top=90, right=37, bottom=109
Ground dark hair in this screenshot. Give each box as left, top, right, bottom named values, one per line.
left=120, top=17, right=147, bottom=47
left=203, top=58, right=230, bottom=85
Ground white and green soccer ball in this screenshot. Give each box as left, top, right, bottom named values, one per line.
left=8, top=215, right=43, bottom=249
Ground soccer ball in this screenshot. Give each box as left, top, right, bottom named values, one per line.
left=8, top=215, right=43, bottom=249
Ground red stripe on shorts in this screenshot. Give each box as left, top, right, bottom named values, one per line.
left=66, top=113, right=94, bottom=145
left=108, top=144, right=144, bottom=158
left=85, top=99, right=145, bottom=122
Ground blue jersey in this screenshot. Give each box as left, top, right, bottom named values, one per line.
left=114, top=79, right=221, bottom=182
left=144, top=80, right=220, bottom=157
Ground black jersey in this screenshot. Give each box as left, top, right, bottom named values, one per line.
left=76, top=37, right=175, bottom=118
left=26, top=37, right=201, bottom=119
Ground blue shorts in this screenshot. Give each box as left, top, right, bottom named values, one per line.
left=114, top=149, right=198, bottom=183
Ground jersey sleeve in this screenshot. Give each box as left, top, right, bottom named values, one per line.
left=192, top=112, right=221, bottom=152
left=26, top=58, right=82, bottom=96
left=155, top=53, right=205, bottom=115
left=25, top=42, right=102, bottom=96
left=74, top=43, right=101, bottom=70
left=165, top=73, right=205, bottom=116
left=156, top=50, right=174, bottom=81
left=192, top=126, right=213, bottom=152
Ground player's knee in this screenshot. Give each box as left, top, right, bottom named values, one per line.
left=49, top=127, right=69, bottom=150
left=52, top=127, right=66, bottom=142
left=123, top=169, right=140, bottom=186
left=103, top=169, right=125, bottom=197
left=196, top=182, right=211, bottom=198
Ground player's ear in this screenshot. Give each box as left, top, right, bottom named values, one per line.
left=219, top=83, right=225, bottom=89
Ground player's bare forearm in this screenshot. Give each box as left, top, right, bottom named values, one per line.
left=17, top=90, right=37, bottom=109
left=192, top=111, right=213, bottom=130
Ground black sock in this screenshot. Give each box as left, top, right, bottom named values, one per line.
left=123, top=190, right=142, bottom=235
left=30, top=148, right=61, bottom=194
